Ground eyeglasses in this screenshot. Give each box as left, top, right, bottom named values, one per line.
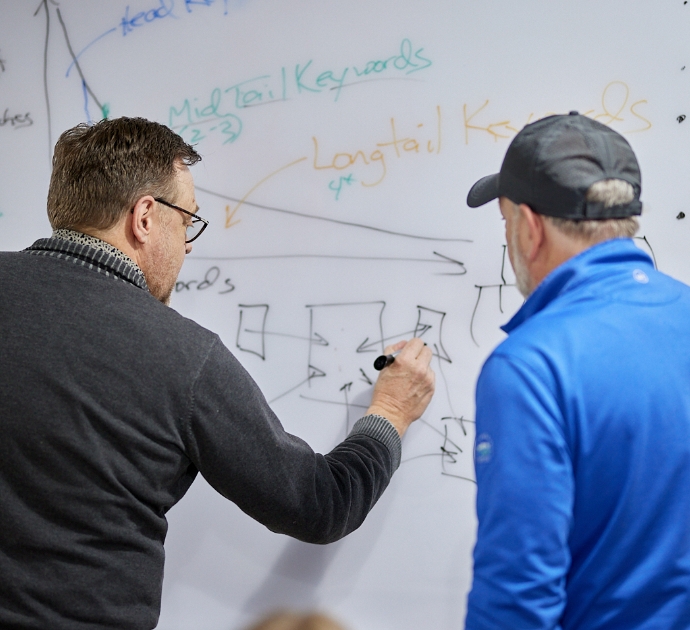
left=154, top=197, right=209, bottom=243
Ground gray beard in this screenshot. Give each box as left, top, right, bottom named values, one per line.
left=509, top=222, right=532, bottom=298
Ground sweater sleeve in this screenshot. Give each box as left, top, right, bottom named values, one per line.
left=465, top=353, right=573, bottom=630
left=182, top=337, right=401, bottom=544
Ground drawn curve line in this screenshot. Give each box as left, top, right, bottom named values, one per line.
left=197, top=186, right=472, bottom=242
left=56, top=8, right=103, bottom=112
left=66, top=27, right=117, bottom=78
left=224, top=157, right=308, bottom=223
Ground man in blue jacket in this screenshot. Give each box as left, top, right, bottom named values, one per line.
left=464, top=112, right=690, bottom=629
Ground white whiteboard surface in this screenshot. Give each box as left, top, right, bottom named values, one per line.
left=1, top=1, right=688, bottom=628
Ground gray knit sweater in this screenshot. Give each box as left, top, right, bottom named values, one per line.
left=0, top=235, right=401, bottom=630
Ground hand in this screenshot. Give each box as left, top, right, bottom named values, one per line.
left=365, top=338, right=435, bottom=437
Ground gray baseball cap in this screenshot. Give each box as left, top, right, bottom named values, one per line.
left=466, top=112, right=642, bottom=219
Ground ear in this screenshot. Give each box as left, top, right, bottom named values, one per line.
left=130, top=196, right=157, bottom=245
left=517, top=203, right=547, bottom=262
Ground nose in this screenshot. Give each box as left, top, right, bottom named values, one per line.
left=185, top=242, right=193, bottom=255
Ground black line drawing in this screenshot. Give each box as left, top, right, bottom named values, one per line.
left=434, top=345, right=460, bottom=424
left=55, top=8, right=104, bottom=116
left=236, top=304, right=269, bottom=359
left=359, top=368, right=373, bottom=385
left=269, top=365, right=326, bottom=405
left=240, top=301, right=453, bottom=391
left=416, top=306, right=451, bottom=362
left=232, top=299, right=458, bottom=468
left=232, top=298, right=472, bottom=480
left=356, top=324, right=430, bottom=353
left=306, top=301, right=386, bottom=383
left=190, top=252, right=468, bottom=274
left=432, top=251, right=467, bottom=275
left=33, top=0, right=106, bottom=157
left=196, top=185, right=472, bottom=243
left=634, top=235, right=657, bottom=269
left=469, top=236, right=657, bottom=347
left=470, top=245, right=519, bottom=346
left=402, top=417, right=476, bottom=484
left=340, top=381, right=355, bottom=436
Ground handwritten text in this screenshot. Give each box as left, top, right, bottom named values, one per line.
left=0, top=109, right=33, bottom=129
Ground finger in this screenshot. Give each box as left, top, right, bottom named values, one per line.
left=417, top=343, right=433, bottom=364
left=397, top=337, right=425, bottom=360
left=382, top=339, right=407, bottom=356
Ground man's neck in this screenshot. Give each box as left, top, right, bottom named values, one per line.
left=528, top=223, right=610, bottom=292
left=79, top=224, right=143, bottom=269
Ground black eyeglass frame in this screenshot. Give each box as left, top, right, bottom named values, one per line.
left=154, top=197, right=209, bottom=243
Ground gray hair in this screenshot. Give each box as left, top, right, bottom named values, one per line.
left=546, top=179, right=639, bottom=241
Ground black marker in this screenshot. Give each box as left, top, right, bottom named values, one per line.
left=373, top=351, right=401, bottom=371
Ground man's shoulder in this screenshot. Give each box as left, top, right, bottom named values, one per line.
left=1, top=244, right=221, bottom=352
left=484, top=264, right=690, bottom=396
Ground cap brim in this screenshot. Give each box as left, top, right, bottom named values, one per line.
left=467, top=173, right=499, bottom=208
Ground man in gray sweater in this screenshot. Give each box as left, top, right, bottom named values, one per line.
left=0, top=117, right=435, bottom=630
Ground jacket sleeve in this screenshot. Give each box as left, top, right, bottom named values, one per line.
left=465, top=353, right=573, bottom=630
left=182, top=337, right=401, bottom=544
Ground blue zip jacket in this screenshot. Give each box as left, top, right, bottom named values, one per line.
left=466, top=238, right=690, bottom=630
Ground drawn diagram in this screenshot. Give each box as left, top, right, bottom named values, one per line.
left=235, top=300, right=455, bottom=380
left=232, top=298, right=477, bottom=472
left=403, top=415, right=476, bottom=484
left=234, top=300, right=448, bottom=395
left=198, top=184, right=471, bottom=245
left=33, top=0, right=108, bottom=155
left=470, top=245, right=520, bottom=346
left=236, top=304, right=270, bottom=360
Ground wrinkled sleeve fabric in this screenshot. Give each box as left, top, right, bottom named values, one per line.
left=182, top=337, right=401, bottom=544
left=465, top=353, right=573, bottom=630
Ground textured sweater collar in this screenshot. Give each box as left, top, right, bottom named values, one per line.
left=24, top=230, right=149, bottom=292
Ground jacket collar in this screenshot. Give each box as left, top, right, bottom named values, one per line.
left=502, top=238, right=653, bottom=334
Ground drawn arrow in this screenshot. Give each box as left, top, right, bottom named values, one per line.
left=55, top=7, right=105, bottom=119
left=199, top=185, right=471, bottom=242
left=242, top=329, right=329, bottom=346
left=356, top=325, right=431, bottom=353
left=268, top=365, right=326, bottom=404
left=34, top=0, right=107, bottom=157
left=433, top=251, right=467, bottom=276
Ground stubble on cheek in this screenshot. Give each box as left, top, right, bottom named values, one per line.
left=509, top=221, right=532, bottom=298
left=145, top=226, right=184, bottom=306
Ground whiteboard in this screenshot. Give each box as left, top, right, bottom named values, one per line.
left=1, top=1, right=688, bottom=628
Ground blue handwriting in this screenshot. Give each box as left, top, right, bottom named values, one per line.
left=120, top=0, right=175, bottom=36
left=169, top=38, right=433, bottom=147
left=329, top=174, right=356, bottom=200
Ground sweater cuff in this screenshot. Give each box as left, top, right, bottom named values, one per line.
left=348, top=414, right=402, bottom=471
